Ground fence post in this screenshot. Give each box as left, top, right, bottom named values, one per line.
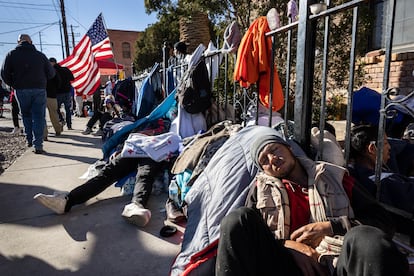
left=294, top=0, right=317, bottom=154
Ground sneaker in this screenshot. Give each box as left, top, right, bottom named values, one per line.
left=33, top=148, right=45, bottom=154
left=165, top=198, right=187, bottom=223
left=82, top=127, right=92, bottom=135
left=266, top=8, right=280, bottom=31
left=94, top=129, right=103, bottom=136
left=121, top=203, right=151, bottom=227
left=33, top=192, right=68, bottom=214
left=11, top=127, right=22, bottom=135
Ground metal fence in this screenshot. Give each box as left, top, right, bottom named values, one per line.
left=155, top=0, right=413, bottom=220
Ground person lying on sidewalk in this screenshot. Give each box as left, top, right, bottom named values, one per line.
left=216, top=131, right=409, bottom=276
left=34, top=117, right=180, bottom=227
left=82, top=95, right=121, bottom=136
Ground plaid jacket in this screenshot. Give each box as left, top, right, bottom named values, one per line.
left=253, top=157, right=354, bottom=239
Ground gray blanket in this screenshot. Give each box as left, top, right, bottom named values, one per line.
left=171, top=125, right=281, bottom=275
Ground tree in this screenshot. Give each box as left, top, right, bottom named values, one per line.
left=134, top=13, right=180, bottom=72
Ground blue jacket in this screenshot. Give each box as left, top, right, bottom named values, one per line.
left=1, top=42, right=55, bottom=89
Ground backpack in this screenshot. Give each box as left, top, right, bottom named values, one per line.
left=113, top=78, right=135, bottom=113
left=176, top=58, right=212, bottom=114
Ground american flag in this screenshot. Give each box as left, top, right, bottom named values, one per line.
left=60, top=13, right=113, bottom=95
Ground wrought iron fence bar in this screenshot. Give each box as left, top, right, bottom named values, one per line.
left=285, top=17, right=293, bottom=130
left=344, top=6, right=359, bottom=163
left=317, top=0, right=332, bottom=162
left=308, top=0, right=366, bottom=21
left=268, top=35, right=276, bottom=127
left=375, top=0, right=396, bottom=202
left=265, top=21, right=299, bottom=37
left=294, top=0, right=317, bottom=153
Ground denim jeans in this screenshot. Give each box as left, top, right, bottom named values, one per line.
left=56, top=92, right=72, bottom=128
left=15, top=88, right=47, bottom=150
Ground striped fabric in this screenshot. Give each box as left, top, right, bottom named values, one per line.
left=60, top=13, right=113, bottom=95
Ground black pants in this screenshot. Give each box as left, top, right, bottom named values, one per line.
left=65, top=155, right=164, bottom=212
left=86, top=111, right=112, bottom=130
left=216, top=207, right=408, bottom=276
left=12, top=95, right=20, bottom=127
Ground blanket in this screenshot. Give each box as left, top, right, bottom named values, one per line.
left=170, top=125, right=283, bottom=275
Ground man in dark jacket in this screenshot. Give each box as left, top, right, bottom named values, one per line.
left=49, top=57, right=74, bottom=130
left=45, top=58, right=62, bottom=137
left=1, top=34, right=55, bottom=154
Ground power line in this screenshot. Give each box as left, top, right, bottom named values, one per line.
left=0, top=4, right=55, bottom=11
left=0, top=21, right=59, bottom=35
left=0, top=20, right=57, bottom=24
left=0, top=41, right=60, bottom=46
left=0, top=1, right=52, bottom=6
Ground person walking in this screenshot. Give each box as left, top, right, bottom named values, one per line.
left=49, top=58, right=74, bottom=130
left=45, top=58, right=63, bottom=137
left=1, top=34, right=55, bottom=153
left=9, top=88, right=23, bottom=135
left=0, top=79, right=9, bottom=118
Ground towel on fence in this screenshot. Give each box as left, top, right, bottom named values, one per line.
left=121, top=132, right=181, bottom=162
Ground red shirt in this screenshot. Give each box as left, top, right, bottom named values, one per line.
left=282, top=179, right=310, bottom=234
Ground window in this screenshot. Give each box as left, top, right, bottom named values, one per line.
left=122, top=42, right=131, bottom=59
left=372, top=0, right=414, bottom=53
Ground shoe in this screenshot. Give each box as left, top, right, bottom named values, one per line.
left=27, top=142, right=33, bottom=148
left=33, top=192, right=68, bottom=214
left=33, top=148, right=45, bottom=154
left=55, top=132, right=61, bottom=136
left=82, top=127, right=92, bottom=135
left=11, top=127, right=22, bottom=135
left=44, top=137, right=48, bottom=141
left=121, top=203, right=151, bottom=227
left=266, top=7, right=280, bottom=30
left=165, top=198, right=186, bottom=223
left=94, top=129, right=103, bottom=136
left=67, top=127, right=73, bottom=130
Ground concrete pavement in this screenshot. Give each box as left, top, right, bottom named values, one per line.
left=0, top=107, right=183, bottom=276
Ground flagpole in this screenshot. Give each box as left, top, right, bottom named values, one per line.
left=100, top=13, right=119, bottom=79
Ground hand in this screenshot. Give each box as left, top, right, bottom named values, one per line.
left=284, top=240, right=319, bottom=263
left=290, top=221, right=333, bottom=248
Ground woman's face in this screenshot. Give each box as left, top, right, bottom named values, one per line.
left=258, top=143, right=296, bottom=178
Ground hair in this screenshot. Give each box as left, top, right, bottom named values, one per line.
left=174, top=41, right=187, bottom=55
left=49, top=57, right=57, bottom=63
left=18, top=34, right=32, bottom=44
left=350, top=124, right=379, bottom=159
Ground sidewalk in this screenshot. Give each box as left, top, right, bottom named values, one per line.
left=0, top=109, right=182, bottom=275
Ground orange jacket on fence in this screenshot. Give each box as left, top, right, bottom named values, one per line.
left=234, top=16, right=284, bottom=112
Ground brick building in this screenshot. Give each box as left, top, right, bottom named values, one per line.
left=105, top=29, right=142, bottom=79
left=362, top=0, right=414, bottom=96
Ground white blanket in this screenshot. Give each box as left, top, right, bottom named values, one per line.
left=120, top=132, right=181, bottom=162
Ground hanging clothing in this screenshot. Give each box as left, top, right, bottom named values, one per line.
left=234, top=16, right=284, bottom=112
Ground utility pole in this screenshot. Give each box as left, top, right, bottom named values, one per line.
left=59, top=19, right=65, bottom=60
left=70, top=25, right=75, bottom=49
left=60, top=0, right=70, bottom=57
left=38, top=32, right=43, bottom=51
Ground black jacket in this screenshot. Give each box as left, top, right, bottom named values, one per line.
left=54, top=64, right=74, bottom=94
left=1, top=42, right=55, bottom=89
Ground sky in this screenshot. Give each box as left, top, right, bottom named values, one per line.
left=0, top=0, right=158, bottom=63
